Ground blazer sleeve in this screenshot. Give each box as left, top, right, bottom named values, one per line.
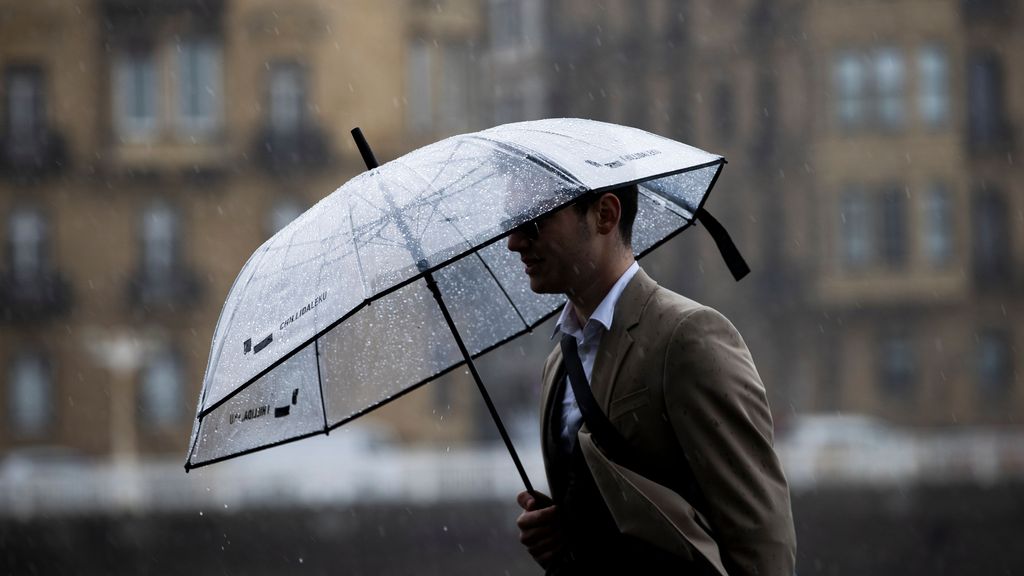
left=662, top=307, right=796, bottom=576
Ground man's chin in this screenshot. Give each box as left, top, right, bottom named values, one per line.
left=527, top=278, right=562, bottom=295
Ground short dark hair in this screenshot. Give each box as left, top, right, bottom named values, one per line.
left=573, top=183, right=639, bottom=247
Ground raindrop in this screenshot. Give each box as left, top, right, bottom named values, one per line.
left=442, top=525, right=448, bottom=532
left=299, top=557, right=304, bottom=564
left=199, top=511, right=204, bottom=516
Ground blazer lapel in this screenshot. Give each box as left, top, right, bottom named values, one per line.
left=539, top=347, right=564, bottom=470
left=589, top=269, right=659, bottom=411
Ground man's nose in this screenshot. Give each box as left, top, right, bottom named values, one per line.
left=507, top=229, right=528, bottom=253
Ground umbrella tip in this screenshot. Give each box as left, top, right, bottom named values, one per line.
left=351, top=127, right=380, bottom=170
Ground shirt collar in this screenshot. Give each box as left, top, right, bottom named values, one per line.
left=552, top=261, right=640, bottom=340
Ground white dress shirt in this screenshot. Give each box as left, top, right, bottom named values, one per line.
left=552, top=261, right=640, bottom=452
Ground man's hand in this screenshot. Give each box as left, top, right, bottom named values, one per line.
left=516, top=491, right=563, bottom=569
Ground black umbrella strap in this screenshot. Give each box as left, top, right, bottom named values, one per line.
left=559, top=334, right=713, bottom=524
left=695, top=208, right=750, bottom=281
left=560, top=335, right=634, bottom=466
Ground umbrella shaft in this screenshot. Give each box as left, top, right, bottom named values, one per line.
left=422, top=270, right=535, bottom=494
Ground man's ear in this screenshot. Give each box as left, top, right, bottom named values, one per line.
left=594, top=192, right=622, bottom=236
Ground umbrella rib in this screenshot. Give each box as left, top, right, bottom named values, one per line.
left=475, top=250, right=530, bottom=329
left=426, top=194, right=532, bottom=331
left=636, top=185, right=698, bottom=222
left=314, top=338, right=328, bottom=432
left=346, top=200, right=372, bottom=302
left=465, top=134, right=586, bottom=189
left=398, top=138, right=496, bottom=203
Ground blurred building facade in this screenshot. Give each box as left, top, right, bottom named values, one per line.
left=540, top=0, right=1022, bottom=430
left=0, top=0, right=485, bottom=461
left=0, top=0, right=1021, bottom=464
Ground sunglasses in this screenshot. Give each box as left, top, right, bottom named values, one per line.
left=511, top=219, right=542, bottom=240
left=507, top=192, right=598, bottom=240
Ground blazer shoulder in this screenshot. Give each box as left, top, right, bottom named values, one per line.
left=644, top=285, right=712, bottom=325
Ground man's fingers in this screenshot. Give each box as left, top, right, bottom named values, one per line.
left=521, top=527, right=561, bottom=549
left=514, top=492, right=561, bottom=569
left=516, top=491, right=534, bottom=511
left=517, top=490, right=553, bottom=511
left=515, top=505, right=558, bottom=531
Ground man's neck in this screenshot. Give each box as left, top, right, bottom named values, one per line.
left=568, top=256, right=635, bottom=323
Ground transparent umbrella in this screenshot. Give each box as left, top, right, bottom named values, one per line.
left=184, top=118, right=743, bottom=493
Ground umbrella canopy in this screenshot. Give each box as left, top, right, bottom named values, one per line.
left=185, top=118, right=729, bottom=472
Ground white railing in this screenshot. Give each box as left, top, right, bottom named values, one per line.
left=0, top=443, right=548, bottom=519
left=3, top=430, right=1024, bottom=519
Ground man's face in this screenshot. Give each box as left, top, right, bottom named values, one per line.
left=506, top=204, right=595, bottom=295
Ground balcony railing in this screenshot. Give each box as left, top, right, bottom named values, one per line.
left=968, top=121, right=1015, bottom=157
left=0, top=271, right=72, bottom=322
left=0, top=129, right=68, bottom=178
left=961, top=0, right=1016, bottom=24
left=126, top=267, right=201, bottom=312
left=253, top=125, right=331, bottom=174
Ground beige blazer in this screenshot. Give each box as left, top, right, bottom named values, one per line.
left=540, top=270, right=796, bottom=576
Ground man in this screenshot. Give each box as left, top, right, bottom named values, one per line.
left=508, top=184, right=796, bottom=575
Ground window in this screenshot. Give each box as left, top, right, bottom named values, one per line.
left=971, top=187, right=1009, bottom=282
left=873, top=47, right=905, bottom=130
left=839, top=187, right=872, bottom=269
left=267, top=197, right=303, bottom=236
left=834, top=51, right=867, bottom=129
left=976, top=330, right=1012, bottom=404
left=917, top=45, right=949, bottom=128
left=7, top=206, right=48, bottom=285
left=114, top=50, right=159, bottom=142
left=176, top=38, right=222, bottom=137
left=112, top=35, right=223, bottom=143
left=8, top=351, right=51, bottom=437
left=139, top=348, right=183, bottom=429
left=268, top=62, right=307, bottom=135
left=5, top=67, right=44, bottom=143
left=922, top=183, right=953, bottom=267
left=967, top=50, right=1007, bottom=147
left=879, top=331, right=914, bottom=399
left=141, top=201, right=179, bottom=284
left=880, top=186, right=907, bottom=268
left=406, top=42, right=433, bottom=133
